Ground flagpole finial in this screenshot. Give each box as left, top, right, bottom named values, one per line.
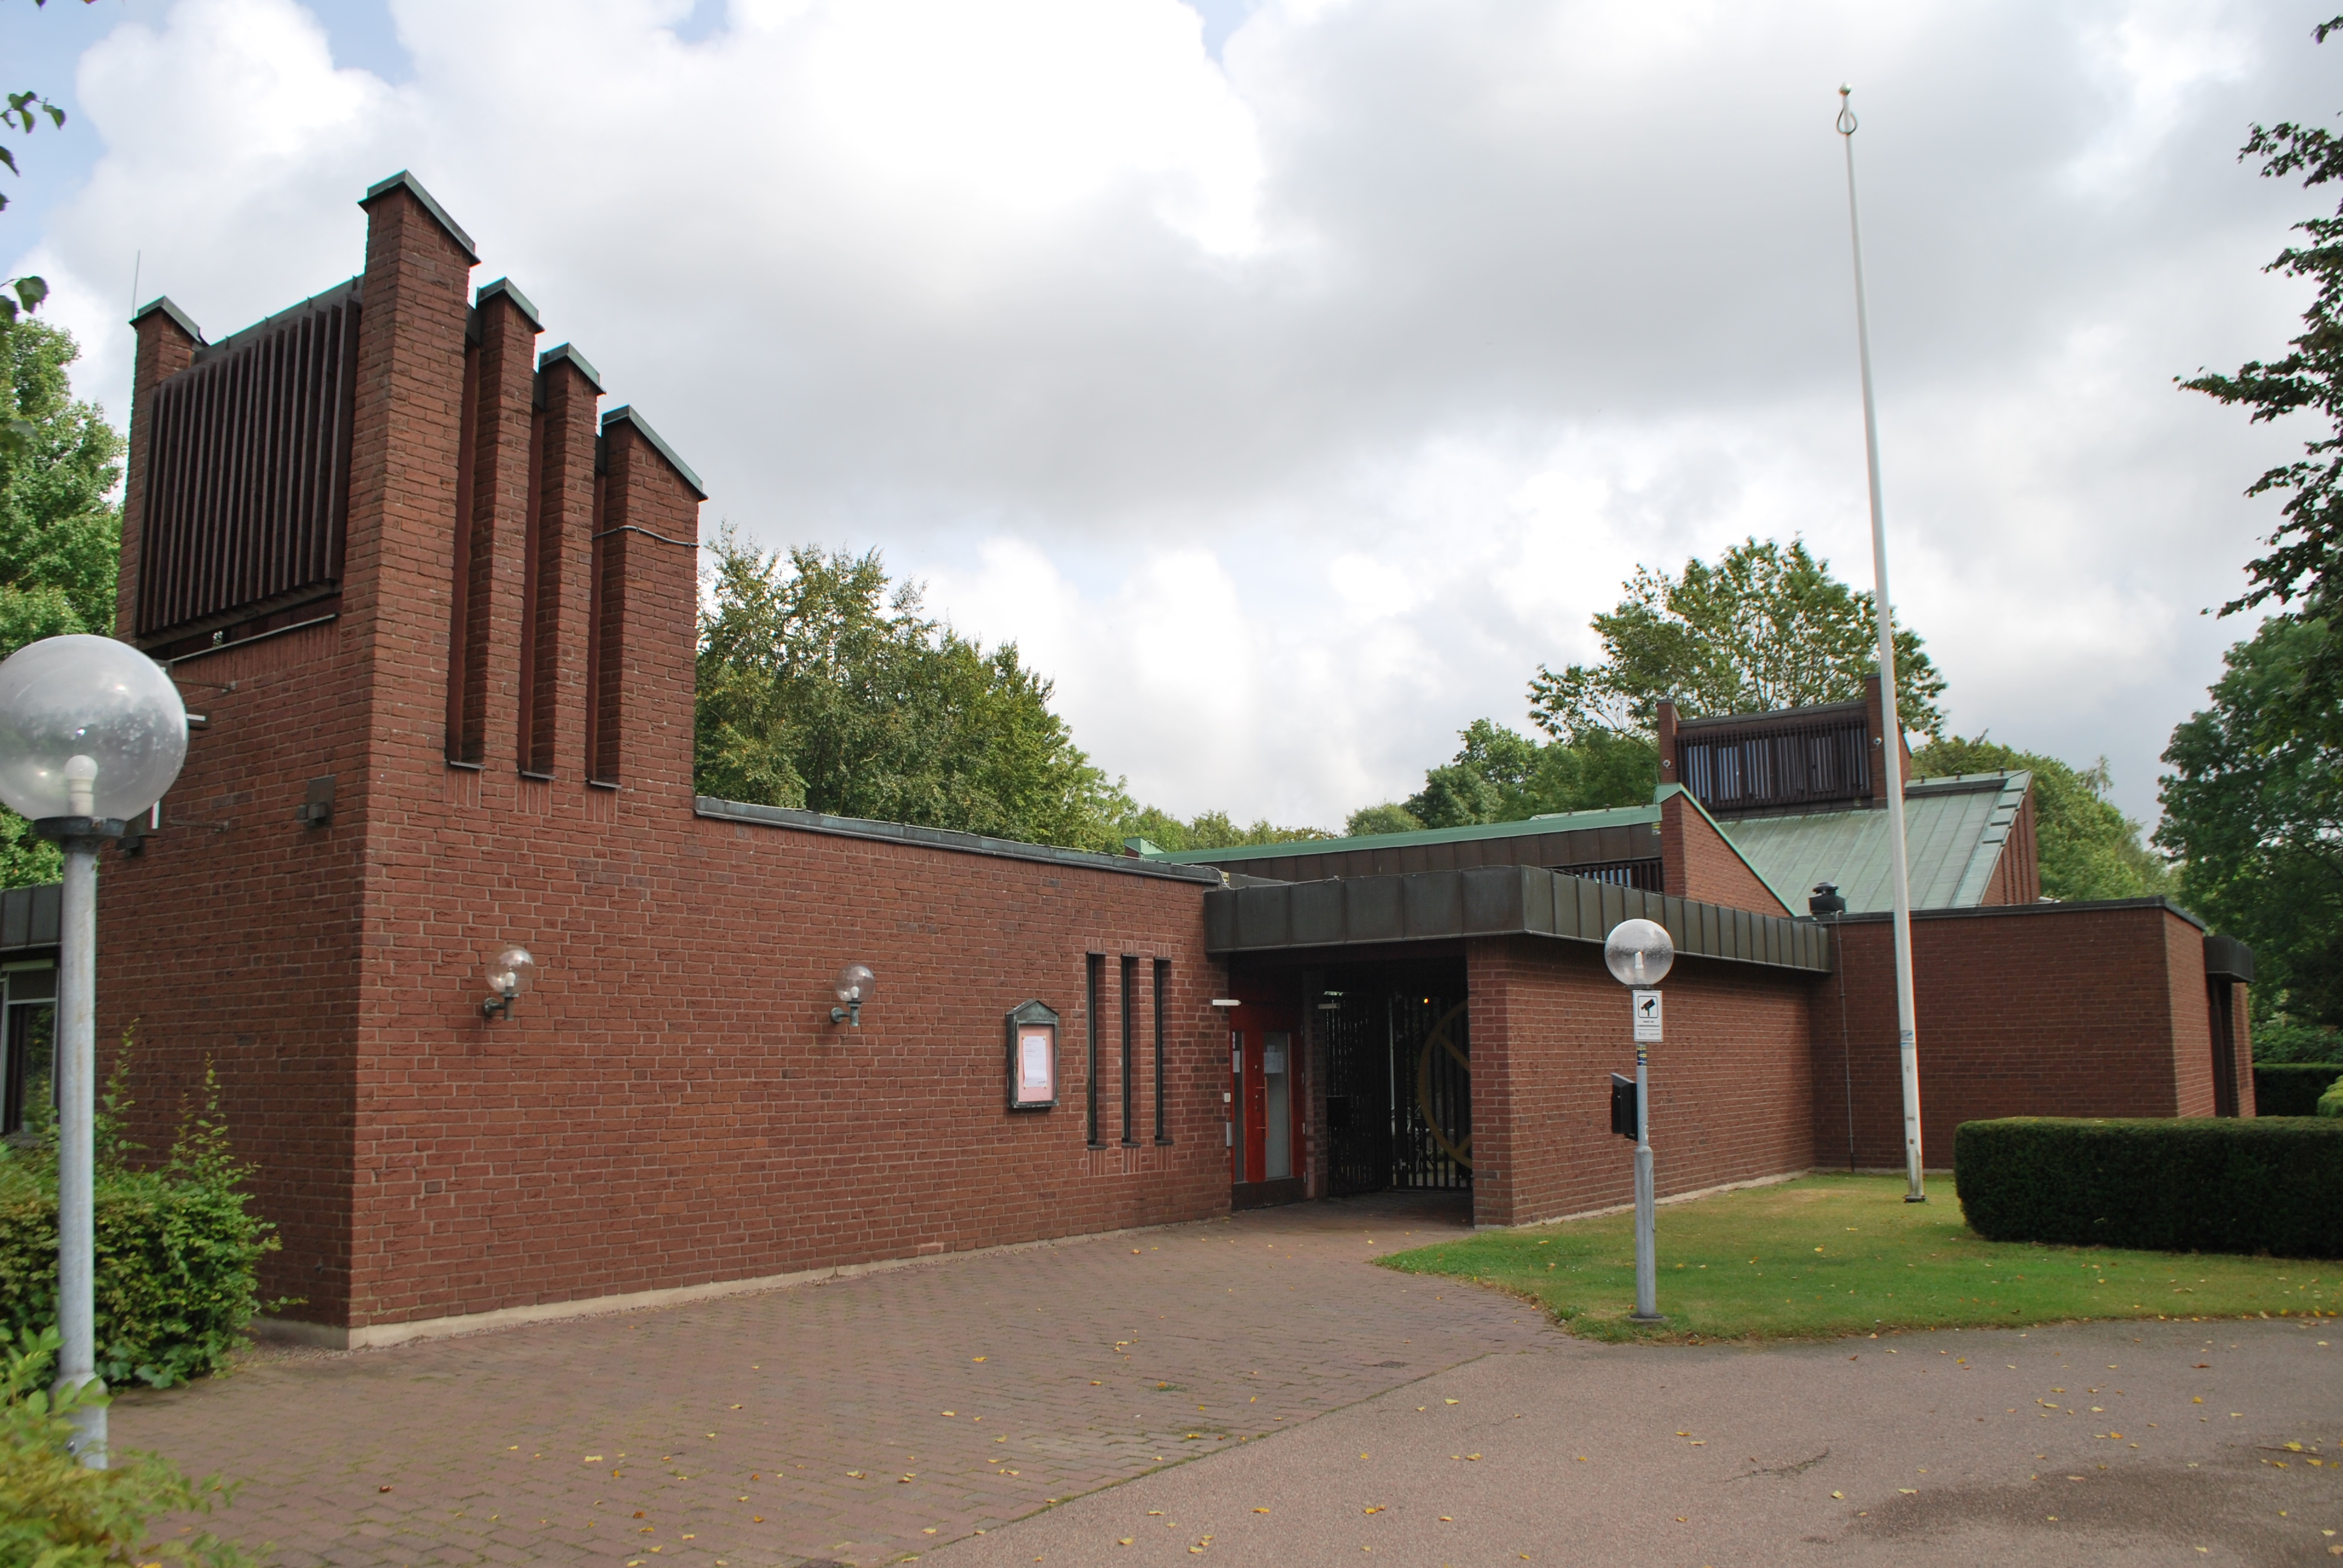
left=1837, top=85, right=1858, bottom=137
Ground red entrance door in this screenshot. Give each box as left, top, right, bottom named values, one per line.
left=1229, top=1004, right=1303, bottom=1187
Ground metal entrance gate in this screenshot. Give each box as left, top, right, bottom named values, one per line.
left=1318, top=969, right=1470, bottom=1196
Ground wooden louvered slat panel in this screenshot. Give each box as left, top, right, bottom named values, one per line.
left=134, top=294, right=358, bottom=644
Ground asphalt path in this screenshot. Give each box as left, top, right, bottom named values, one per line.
left=927, top=1314, right=2342, bottom=1567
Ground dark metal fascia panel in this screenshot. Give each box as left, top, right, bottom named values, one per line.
left=1404, top=872, right=1462, bottom=939
left=1199, top=864, right=1828, bottom=972
left=1288, top=879, right=1343, bottom=947
left=1350, top=877, right=1404, bottom=943
left=2204, top=932, right=2254, bottom=984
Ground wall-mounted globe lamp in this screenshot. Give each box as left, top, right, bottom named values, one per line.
left=0, top=634, right=189, bottom=1469
left=831, top=962, right=875, bottom=1027
left=1602, top=916, right=1674, bottom=1325
left=481, top=946, right=536, bottom=1021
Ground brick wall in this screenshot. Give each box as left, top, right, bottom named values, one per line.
left=1974, top=786, right=2040, bottom=906
left=1809, top=900, right=2226, bottom=1171
left=1659, top=789, right=1790, bottom=915
left=1466, top=936, right=1815, bottom=1226
left=100, top=178, right=1232, bottom=1335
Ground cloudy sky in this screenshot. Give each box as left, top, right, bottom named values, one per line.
left=1, top=0, right=2330, bottom=829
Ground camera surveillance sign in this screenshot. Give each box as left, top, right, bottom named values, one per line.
left=1633, top=989, right=1662, bottom=1044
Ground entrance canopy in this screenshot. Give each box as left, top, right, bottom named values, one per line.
left=1204, top=863, right=1829, bottom=973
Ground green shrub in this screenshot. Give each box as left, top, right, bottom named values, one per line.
left=1954, top=1117, right=2343, bottom=1258
left=2321, top=1079, right=2343, bottom=1119
left=2253, top=1062, right=2343, bottom=1116
left=0, top=1063, right=281, bottom=1388
left=0, top=1325, right=255, bottom=1566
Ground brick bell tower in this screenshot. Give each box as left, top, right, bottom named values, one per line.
left=102, top=173, right=706, bottom=1333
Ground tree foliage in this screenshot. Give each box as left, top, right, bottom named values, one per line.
left=1116, top=806, right=1328, bottom=854
left=1348, top=720, right=1657, bottom=836
left=695, top=533, right=1137, bottom=852
left=0, top=1326, right=255, bottom=1567
left=1912, top=735, right=2172, bottom=903
left=1526, top=538, right=1944, bottom=742
left=2157, top=615, right=2343, bottom=1036
left=0, top=319, right=123, bottom=887
left=2178, top=17, right=2343, bottom=740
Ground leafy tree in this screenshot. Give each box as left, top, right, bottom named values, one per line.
left=2157, top=615, right=2343, bottom=1036
left=0, top=320, right=124, bottom=888
left=1912, top=735, right=2172, bottom=903
left=1345, top=802, right=1423, bottom=837
left=1527, top=537, right=1944, bottom=742
left=1348, top=719, right=1659, bottom=836
left=695, top=532, right=1136, bottom=852
left=1116, top=806, right=1329, bottom=853
left=2178, top=15, right=2343, bottom=742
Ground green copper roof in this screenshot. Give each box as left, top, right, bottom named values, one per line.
left=1719, top=772, right=2031, bottom=913
left=1143, top=802, right=1660, bottom=865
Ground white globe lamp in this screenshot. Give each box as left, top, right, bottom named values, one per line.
left=0, top=635, right=189, bottom=1471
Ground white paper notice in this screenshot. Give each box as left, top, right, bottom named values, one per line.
left=1020, top=1032, right=1051, bottom=1088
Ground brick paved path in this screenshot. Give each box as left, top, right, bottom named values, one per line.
left=115, top=1193, right=1549, bottom=1567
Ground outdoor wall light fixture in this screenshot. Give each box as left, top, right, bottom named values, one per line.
left=830, top=962, right=876, bottom=1027
left=480, top=946, right=536, bottom=1021
left=0, top=634, right=190, bottom=1470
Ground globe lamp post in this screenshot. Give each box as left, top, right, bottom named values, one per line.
left=1603, top=916, right=1674, bottom=1324
left=0, top=635, right=188, bottom=1467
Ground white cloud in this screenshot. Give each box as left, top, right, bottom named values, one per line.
left=14, top=0, right=2325, bottom=828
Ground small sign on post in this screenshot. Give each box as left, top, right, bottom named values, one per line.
left=1632, top=989, right=1662, bottom=1044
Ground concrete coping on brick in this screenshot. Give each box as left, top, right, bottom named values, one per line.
left=603, top=403, right=708, bottom=501
left=474, top=276, right=542, bottom=328
left=538, top=341, right=603, bottom=393
left=129, top=295, right=205, bottom=342
left=361, top=169, right=479, bottom=261
left=1818, top=894, right=2207, bottom=932
left=695, top=796, right=1225, bottom=884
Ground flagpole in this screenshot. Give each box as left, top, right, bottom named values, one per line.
left=1837, top=84, right=1925, bottom=1202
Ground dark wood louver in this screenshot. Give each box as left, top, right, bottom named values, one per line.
left=135, top=281, right=361, bottom=647
left=1676, top=702, right=1872, bottom=815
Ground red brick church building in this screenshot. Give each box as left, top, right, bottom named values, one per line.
left=45, top=173, right=2252, bottom=1348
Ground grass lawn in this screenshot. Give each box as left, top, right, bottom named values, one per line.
left=1381, top=1174, right=2343, bottom=1343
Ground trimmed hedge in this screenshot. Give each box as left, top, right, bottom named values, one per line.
left=2322, top=1079, right=2343, bottom=1119
left=2253, top=1062, right=2343, bottom=1116
left=1955, top=1117, right=2343, bottom=1258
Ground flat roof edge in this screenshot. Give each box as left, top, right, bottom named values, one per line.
left=1150, top=803, right=1660, bottom=864
left=695, top=797, right=1223, bottom=883
left=1817, top=895, right=2207, bottom=933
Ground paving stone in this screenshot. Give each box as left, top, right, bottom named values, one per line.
left=116, top=1193, right=1541, bottom=1566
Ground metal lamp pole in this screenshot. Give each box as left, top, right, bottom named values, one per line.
left=0, top=636, right=189, bottom=1468
left=1605, top=918, right=1674, bottom=1322
left=1633, top=1016, right=1658, bottom=1319
left=45, top=812, right=116, bottom=1463
left=1837, top=85, right=1926, bottom=1202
